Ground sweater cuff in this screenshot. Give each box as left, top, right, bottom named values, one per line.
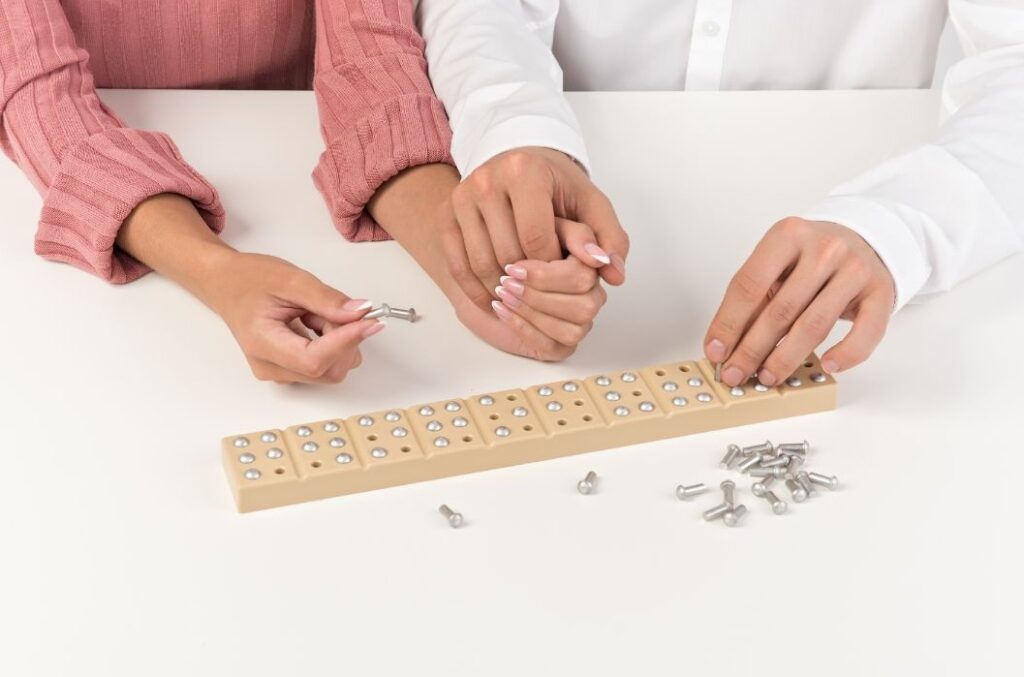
left=312, top=93, right=454, bottom=243
left=34, top=128, right=225, bottom=284
left=801, top=195, right=932, bottom=312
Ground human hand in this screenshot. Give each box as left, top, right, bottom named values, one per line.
left=201, top=252, right=384, bottom=384
left=704, top=217, right=896, bottom=386
left=444, top=146, right=629, bottom=296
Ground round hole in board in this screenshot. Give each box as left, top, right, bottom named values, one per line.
left=275, top=468, right=285, bottom=475
left=489, top=413, right=499, bottom=421
left=574, top=400, right=584, bottom=406
left=804, top=361, right=813, bottom=368
left=679, top=365, right=690, bottom=372
left=401, top=446, right=411, bottom=453
left=368, top=434, right=378, bottom=441
left=311, top=461, right=322, bottom=469
left=523, top=425, right=534, bottom=431
left=507, top=394, right=517, bottom=401
left=632, top=390, right=642, bottom=397
left=557, top=419, right=567, bottom=426
left=583, top=415, right=593, bottom=422
left=462, top=436, right=473, bottom=443
left=656, top=369, right=666, bottom=376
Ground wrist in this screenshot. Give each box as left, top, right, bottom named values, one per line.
left=118, top=193, right=236, bottom=296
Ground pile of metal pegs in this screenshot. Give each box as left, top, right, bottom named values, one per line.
left=675, top=440, right=840, bottom=527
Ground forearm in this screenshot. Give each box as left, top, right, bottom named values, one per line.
left=117, top=194, right=235, bottom=302
left=367, top=162, right=462, bottom=296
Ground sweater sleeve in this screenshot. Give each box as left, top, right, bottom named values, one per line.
left=0, top=0, right=224, bottom=284
left=311, top=0, right=454, bottom=242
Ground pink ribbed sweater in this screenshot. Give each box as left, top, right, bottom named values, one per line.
left=0, top=0, right=453, bottom=283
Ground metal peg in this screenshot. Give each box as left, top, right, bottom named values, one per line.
left=438, top=504, right=463, bottom=528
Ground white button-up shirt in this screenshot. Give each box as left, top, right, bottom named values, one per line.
left=415, top=0, right=1024, bottom=310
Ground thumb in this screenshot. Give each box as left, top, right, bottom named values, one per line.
left=554, top=217, right=610, bottom=269
left=577, top=189, right=628, bottom=286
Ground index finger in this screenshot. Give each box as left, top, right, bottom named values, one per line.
left=703, top=229, right=800, bottom=364
left=577, top=190, right=629, bottom=285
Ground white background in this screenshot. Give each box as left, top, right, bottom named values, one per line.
left=1, top=84, right=1020, bottom=674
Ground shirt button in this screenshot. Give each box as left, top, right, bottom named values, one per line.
left=701, top=20, right=721, bottom=37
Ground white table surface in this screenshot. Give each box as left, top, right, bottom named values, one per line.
left=1, top=89, right=1019, bottom=676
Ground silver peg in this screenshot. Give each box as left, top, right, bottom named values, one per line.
left=761, top=491, right=788, bottom=515
left=723, top=504, right=748, bottom=527
left=796, top=470, right=816, bottom=497
left=438, top=504, right=463, bottom=528
left=365, top=303, right=417, bottom=322
left=577, top=471, right=598, bottom=495
left=749, top=466, right=787, bottom=479
left=737, top=454, right=763, bottom=473
left=702, top=502, right=732, bottom=521
left=778, top=440, right=810, bottom=455
left=741, top=440, right=774, bottom=456
left=719, top=444, right=741, bottom=469
left=807, top=472, right=840, bottom=490
left=751, top=475, right=776, bottom=497
left=760, top=456, right=789, bottom=468
left=720, top=480, right=736, bottom=506
left=785, top=477, right=808, bottom=503
left=676, top=483, right=708, bottom=500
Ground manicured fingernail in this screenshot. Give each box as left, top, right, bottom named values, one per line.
left=610, top=253, right=626, bottom=275
left=500, top=278, right=525, bottom=296
left=504, top=264, right=528, bottom=280
left=822, top=359, right=840, bottom=374
left=495, top=286, right=521, bottom=308
left=583, top=243, right=611, bottom=265
left=706, top=339, right=727, bottom=362
left=491, top=299, right=513, bottom=320
left=343, top=298, right=372, bottom=311
left=758, top=369, right=777, bottom=386
left=722, top=365, right=744, bottom=386
left=361, top=321, right=386, bottom=338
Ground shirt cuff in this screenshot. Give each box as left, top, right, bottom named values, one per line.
left=801, top=195, right=932, bottom=312
left=312, top=93, right=454, bottom=243
left=34, top=128, right=225, bottom=284
left=457, top=114, right=591, bottom=178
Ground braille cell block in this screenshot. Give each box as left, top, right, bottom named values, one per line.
left=584, top=370, right=665, bottom=428
left=465, top=389, right=548, bottom=447
left=282, top=419, right=362, bottom=480
left=404, top=399, right=486, bottom=456
left=221, top=428, right=300, bottom=512
left=640, top=361, right=727, bottom=418
left=524, top=380, right=606, bottom=436
left=344, top=409, right=427, bottom=467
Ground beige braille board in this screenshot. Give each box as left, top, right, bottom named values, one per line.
left=223, top=355, right=836, bottom=512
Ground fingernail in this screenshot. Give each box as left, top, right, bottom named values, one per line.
left=504, top=264, right=528, bottom=280
left=343, top=298, right=372, bottom=311
left=495, top=286, right=522, bottom=308
left=583, top=243, right=611, bottom=265
left=361, top=321, right=386, bottom=338
left=722, top=365, right=744, bottom=386
left=822, top=359, right=840, bottom=374
left=758, top=369, right=776, bottom=386
left=491, top=299, right=513, bottom=320
left=500, top=278, right=525, bottom=296
left=610, top=253, right=626, bottom=275
left=706, top=339, right=727, bottom=362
